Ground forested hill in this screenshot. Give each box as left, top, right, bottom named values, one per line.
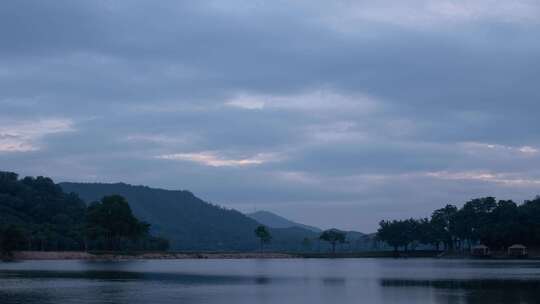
left=60, top=182, right=261, bottom=251
left=1, top=172, right=86, bottom=250
left=0, top=172, right=166, bottom=253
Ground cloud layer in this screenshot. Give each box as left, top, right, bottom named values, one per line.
left=1, top=0, right=539, bottom=231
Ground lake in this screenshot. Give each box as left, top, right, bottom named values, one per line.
left=2, top=258, right=540, bottom=304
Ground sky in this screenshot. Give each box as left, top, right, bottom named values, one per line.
left=1, top=0, right=540, bottom=232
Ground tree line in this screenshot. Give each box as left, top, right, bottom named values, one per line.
left=0, top=172, right=169, bottom=256
left=377, top=196, right=540, bottom=252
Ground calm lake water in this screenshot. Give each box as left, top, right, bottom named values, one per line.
left=2, top=258, right=540, bottom=304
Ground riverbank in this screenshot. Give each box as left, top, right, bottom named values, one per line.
left=6, top=250, right=537, bottom=261
left=7, top=251, right=297, bottom=261
left=5, top=250, right=441, bottom=261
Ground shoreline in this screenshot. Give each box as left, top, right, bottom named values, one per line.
left=6, top=250, right=439, bottom=261
left=7, top=251, right=298, bottom=261
left=4, top=250, right=538, bottom=261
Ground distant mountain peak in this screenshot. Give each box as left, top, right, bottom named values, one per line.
left=247, top=210, right=322, bottom=233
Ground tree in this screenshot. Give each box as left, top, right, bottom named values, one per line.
left=86, top=195, right=150, bottom=251
left=377, top=220, right=417, bottom=252
left=376, top=196, right=540, bottom=254
left=482, top=200, right=521, bottom=249
left=456, top=197, right=497, bottom=249
left=0, top=171, right=87, bottom=251
left=319, top=229, right=346, bottom=254
left=0, top=224, right=26, bottom=257
left=518, top=196, right=540, bottom=246
left=254, top=225, right=272, bottom=252
left=377, top=220, right=400, bottom=252
left=430, top=205, right=458, bottom=251
left=416, top=218, right=440, bottom=251
left=1, top=172, right=168, bottom=253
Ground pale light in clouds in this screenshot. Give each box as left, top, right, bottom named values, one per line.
left=427, top=171, right=540, bottom=186
left=0, top=135, right=36, bottom=152
left=225, top=97, right=265, bottom=110
left=461, top=142, right=539, bottom=156
left=0, top=119, right=74, bottom=152
left=124, top=134, right=192, bottom=145
left=304, top=121, right=365, bottom=143
left=225, top=90, right=378, bottom=113
left=156, top=151, right=280, bottom=167
left=273, top=170, right=321, bottom=185
left=519, top=146, right=539, bottom=154
left=323, top=0, right=540, bottom=32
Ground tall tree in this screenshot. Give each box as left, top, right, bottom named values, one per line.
left=518, top=196, right=540, bottom=246
left=482, top=200, right=520, bottom=249
left=430, top=205, right=458, bottom=251
left=319, top=229, right=346, bottom=254
left=254, top=225, right=272, bottom=252
left=86, top=195, right=150, bottom=250
left=416, top=218, right=440, bottom=251
left=0, top=224, right=26, bottom=257
left=457, top=197, right=497, bottom=248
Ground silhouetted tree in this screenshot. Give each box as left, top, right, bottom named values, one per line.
left=416, top=218, right=440, bottom=251
left=430, top=205, right=458, bottom=251
left=481, top=200, right=521, bottom=249
left=518, top=196, right=540, bottom=246
left=0, top=171, right=86, bottom=251
left=86, top=195, right=150, bottom=251
left=319, top=229, right=346, bottom=253
left=377, top=219, right=419, bottom=252
left=0, top=224, right=26, bottom=257
left=377, top=196, right=540, bottom=254
left=254, top=225, right=272, bottom=252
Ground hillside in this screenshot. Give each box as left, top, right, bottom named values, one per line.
left=0, top=172, right=87, bottom=250
left=0, top=171, right=167, bottom=252
left=247, top=210, right=322, bottom=232
left=59, top=182, right=376, bottom=252
left=60, top=182, right=261, bottom=251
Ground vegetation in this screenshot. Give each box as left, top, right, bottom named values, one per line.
left=377, top=196, right=540, bottom=252
left=254, top=225, right=272, bottom=252
left=61, top=182, right=261, bottom=251
left=0, top=224, right=25, bottom=257
left=86, top=195, right=169, bottom=251
left=12, top=171, right=540, bottom=256
left=60, top=183, right=347, bottom=252
left=0, top=171, right=168, bottom=255
left=319, top=229, right=346, bottom=253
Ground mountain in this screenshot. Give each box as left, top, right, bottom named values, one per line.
left=60, top=182, right=260, bottom=251
left=247, top=210, right=322, bottom=232
left=59, top=182, right=373, bottom=252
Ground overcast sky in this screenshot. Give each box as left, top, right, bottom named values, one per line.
left=1, top=0, right=540, bottom=231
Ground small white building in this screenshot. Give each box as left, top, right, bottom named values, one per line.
left=507, top=244, right=527, bottom=257
left=471, top=244, right=490, bottom=257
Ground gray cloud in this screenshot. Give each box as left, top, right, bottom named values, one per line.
left=1, top=0, right=539, bottom=231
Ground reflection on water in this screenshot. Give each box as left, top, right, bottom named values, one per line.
left=322, top=277, right=346, bottom=286
left=381, top=278, right=540, bottom=304
left=1, top=259, right=540, bottom=304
